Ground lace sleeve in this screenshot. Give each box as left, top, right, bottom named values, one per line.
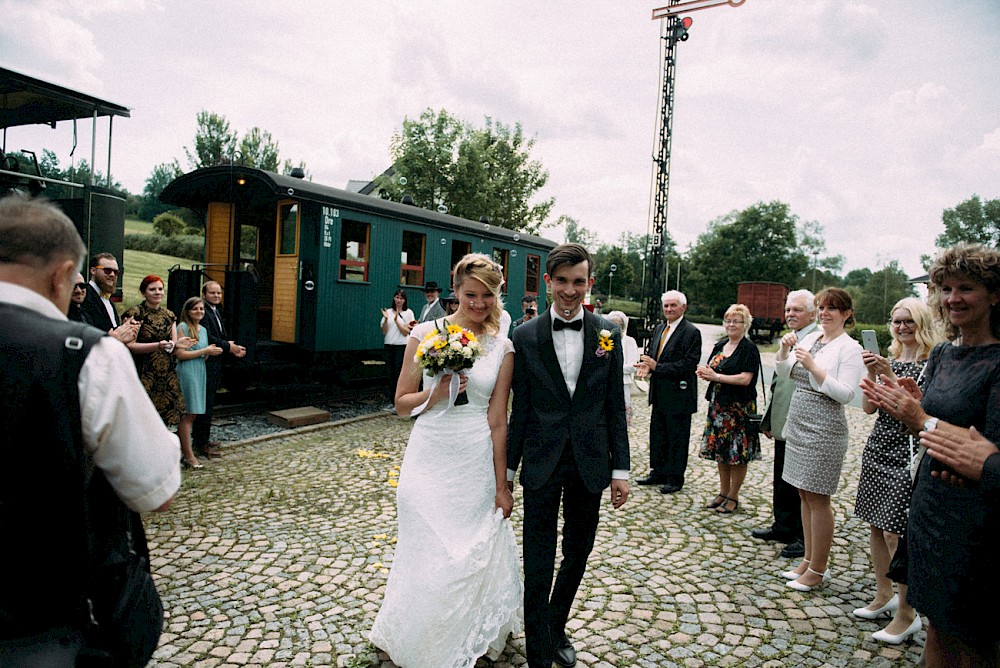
left=408, top=320, right=440, bottom=343
left=501, top=337, right=515, bottom=356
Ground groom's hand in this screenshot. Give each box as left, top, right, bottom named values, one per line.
left=610, top=479, right=629, bottom=509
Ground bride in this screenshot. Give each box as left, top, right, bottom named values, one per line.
left=370, top=254, right=523, bottom=667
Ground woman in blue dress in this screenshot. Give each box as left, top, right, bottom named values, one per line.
left=176, top=296, right=223, bottom=469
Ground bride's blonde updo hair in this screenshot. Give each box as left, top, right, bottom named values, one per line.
left=452, top=253, right=506, bottom=335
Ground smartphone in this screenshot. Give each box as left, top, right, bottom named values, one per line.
left=861, top=329, right=879, bottom=355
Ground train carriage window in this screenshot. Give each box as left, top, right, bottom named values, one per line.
left=340, top=219, right=370, bottom=282
left=525, top=254, right=540, bottom=296
left=400, top=230, right=425, bottom=286
left=492, top=248, right=509, bottom=291
left=278, top=203, right=298, bottom=255
left=450, top=240, right=472, bottom=284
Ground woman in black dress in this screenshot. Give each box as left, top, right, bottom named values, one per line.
left=862, top=243, right=1000, bottom=664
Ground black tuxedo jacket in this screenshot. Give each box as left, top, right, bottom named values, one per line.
left=646, top=317, right=701, bottom=415
left=78, top=284, right=119, bottom=333
left=507, top=310, right=630, bottom=494
left=202, top=304, right=231, bottom=373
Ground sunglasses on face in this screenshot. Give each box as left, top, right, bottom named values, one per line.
left=74, top=282, right=88, bottom=291
left=95, top=267, right=121, bottom=276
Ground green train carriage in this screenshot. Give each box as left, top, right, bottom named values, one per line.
left=160, top=165, right=556, bottom=385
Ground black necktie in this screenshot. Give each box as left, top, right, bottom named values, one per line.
left=553, top=318, right=583, bottom=332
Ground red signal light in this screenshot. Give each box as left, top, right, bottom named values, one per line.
left=681, top=17, right=693, bottom=29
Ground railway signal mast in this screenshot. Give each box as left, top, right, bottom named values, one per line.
left=645, top=0, right=746, bottom=324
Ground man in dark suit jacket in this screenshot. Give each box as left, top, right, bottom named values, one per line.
left=192, top=281, right=246, bottom=458
left=417, top=281, right=446, bottom=323
left=508, top=243, right=630, bottom=668
left=636, top=290, right=702, bottom=494
left=78, top=252, right=121, bottom=333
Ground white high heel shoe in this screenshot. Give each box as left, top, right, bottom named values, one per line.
left=781, top=560, right=810, bottom=580
left=786, top=567, right=830, bottom=592
left=872, top=615, right=922, bottom=645
left=853, top=593, right=899, bottom=620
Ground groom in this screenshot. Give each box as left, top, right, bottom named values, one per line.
left=508, top=243, right=630, bottom=668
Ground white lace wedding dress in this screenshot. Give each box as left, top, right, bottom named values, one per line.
left=370, top=321, right=523, bottom=667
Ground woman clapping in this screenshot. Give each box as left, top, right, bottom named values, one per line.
left=776, top=288, right=864, bottom=591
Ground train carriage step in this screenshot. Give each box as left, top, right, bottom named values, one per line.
left=266, top=406, right=331, bottom=428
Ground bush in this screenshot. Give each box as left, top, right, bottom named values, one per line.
left=153, top=212, right=186, bottom=237
left=124, top=233, right=204, bottom=262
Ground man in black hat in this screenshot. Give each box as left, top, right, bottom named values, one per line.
left=418, top=281, right=446, bottom=323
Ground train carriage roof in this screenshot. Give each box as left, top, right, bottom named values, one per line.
left=0, top=66, right=130, bottom=128
left=161, top=165, right=558, bottom=251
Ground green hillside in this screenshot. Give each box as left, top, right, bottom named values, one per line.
left=120, top=249, right=199, bottom=310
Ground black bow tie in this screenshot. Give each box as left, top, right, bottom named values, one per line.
left=553, top=318, right=583, bottom=332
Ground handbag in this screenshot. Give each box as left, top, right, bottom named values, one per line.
left=746, top=358, right=768, bottom=432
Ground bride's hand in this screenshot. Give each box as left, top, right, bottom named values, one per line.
left=495, top=487, right=514, bottom=519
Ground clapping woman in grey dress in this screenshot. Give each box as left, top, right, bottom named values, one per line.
left=853, top=298, right=942, bottom=644
left=775, top=288, right=865, bottom=592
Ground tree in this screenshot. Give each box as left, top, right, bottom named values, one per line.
left=152, top=212, right=186, bottom=237
left=935, top=195, right=1000, bottom=248
left=185, top=111, right=238, bottom=169
left=594, top=246, right=637, bottom=302
left=240, top=127, right=281, bottom=171
left=139, top=161, right=182, bottom=221
left=683, top=201, right=810, bottom=317
left=36, top=150, right=127, bottom=199
left=850, top=260, right=916, bottom=323
left=374, top=109, right=554, bottom=234
left=561, top=215, right=598, bottom=248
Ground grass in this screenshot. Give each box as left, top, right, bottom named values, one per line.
left=125, top=217, right=154, bottom=234
left=120, top=249, right=199, bottom=311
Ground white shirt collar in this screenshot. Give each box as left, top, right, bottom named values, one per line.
left=550, top=306, right=585, bottom=324
left=0, top=281, right=67, bottom=321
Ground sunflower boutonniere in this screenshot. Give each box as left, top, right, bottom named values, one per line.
left=595, top=328, right=614, bottom=357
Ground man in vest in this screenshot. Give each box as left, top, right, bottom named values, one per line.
left=0, top=195, right=180, bottom=663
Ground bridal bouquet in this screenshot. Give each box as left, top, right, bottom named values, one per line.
left=414, top=322, right=481, bottom=408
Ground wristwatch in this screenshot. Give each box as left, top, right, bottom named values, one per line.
left=923, top=416, right=939, bottom=433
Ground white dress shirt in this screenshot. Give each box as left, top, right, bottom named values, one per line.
left=1, top=281, right=181, bottom=512
left=551, top=306, right=585, bottom=397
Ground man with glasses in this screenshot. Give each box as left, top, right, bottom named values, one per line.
left=68, top=272, right=88, bottom=323
left=80, top=252, right=139, bottom=343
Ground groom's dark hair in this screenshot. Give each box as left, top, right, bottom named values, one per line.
left=545, top=243, right=593, bottom=277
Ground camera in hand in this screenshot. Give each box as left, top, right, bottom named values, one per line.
left=526, top=307, right=536, bottom=315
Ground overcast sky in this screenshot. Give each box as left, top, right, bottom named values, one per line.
left=2, top=0, right=998, bottom=278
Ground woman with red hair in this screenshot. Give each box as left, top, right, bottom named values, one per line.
left=122, top=275, right=194, bottom=428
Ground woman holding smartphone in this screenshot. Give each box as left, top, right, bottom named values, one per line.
left=853, top=298, right=941, bottom=644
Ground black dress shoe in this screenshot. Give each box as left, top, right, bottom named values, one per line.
left=659, top=483, right=681, bottom=494
left=636, top=476, right=665, bottom=486
left=553, top=636, right=576, bottom=667
left=751, top=528, right=793, bottom=542
left=780, top=538, right=806, bottom=559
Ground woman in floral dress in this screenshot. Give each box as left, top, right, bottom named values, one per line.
left=122, top=275, right=192, bottom=426
left=696, top=304, right=761, bottom=514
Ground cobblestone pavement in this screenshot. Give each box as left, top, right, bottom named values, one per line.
left=146, top=344, right=923, bottom=668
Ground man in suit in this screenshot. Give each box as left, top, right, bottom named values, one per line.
left=508, top=243, right=630, bottom=668
left=192, top=281, right=246, bottom=459
left=752, top=289, right=816, bottom=559
left=417, top=280, right=446, bottom=323
left=635, top=290, right=702, bottom=494
left=78, top=252, right=139, bottom=344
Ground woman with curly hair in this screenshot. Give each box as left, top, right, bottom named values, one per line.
left=862, top=243, right=1000, bottom=663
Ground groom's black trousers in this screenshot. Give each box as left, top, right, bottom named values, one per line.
left=522, top=445, right=602, bottom=668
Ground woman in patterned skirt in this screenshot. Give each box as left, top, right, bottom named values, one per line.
left=696, top=304, right=761, bottom=514
left=123, top=275, right=194, bottom=426
left=776, top=288, right=865, bottom=592
left=853, top=298, right=941, bottom=643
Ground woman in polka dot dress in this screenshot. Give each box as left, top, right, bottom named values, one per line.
left=853, top=299, right=942, bottom=642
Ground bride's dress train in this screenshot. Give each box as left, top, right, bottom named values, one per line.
left=370, top=324, right=523, bottom=667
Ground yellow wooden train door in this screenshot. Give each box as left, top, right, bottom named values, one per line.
left=272, top=200, right=299, bottom=343
left=205, top=202, right=233, bottom=288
